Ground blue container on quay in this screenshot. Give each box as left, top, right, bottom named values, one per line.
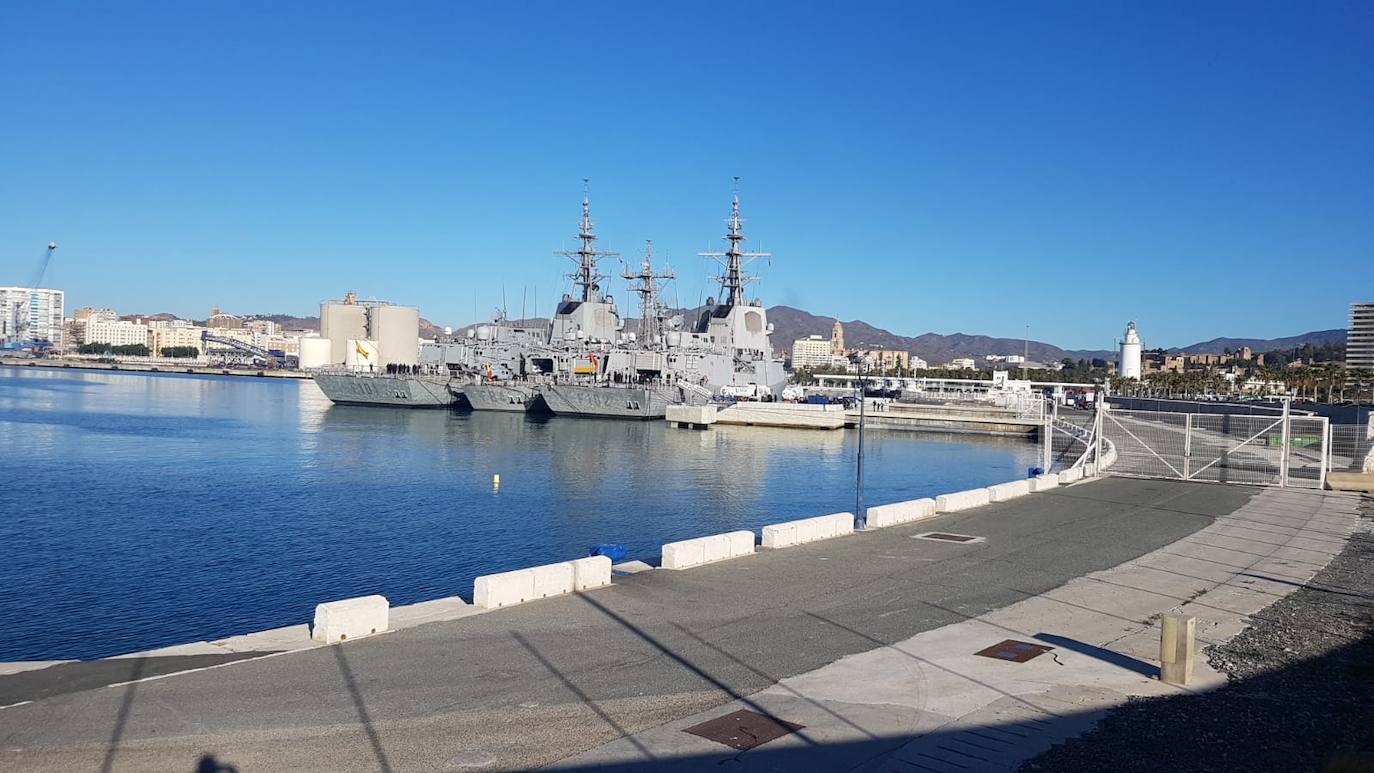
left=1027, top=466, right=1044, bottom=478
left=589, top=544, right=627, bottom=562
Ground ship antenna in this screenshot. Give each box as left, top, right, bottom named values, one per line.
left=699, top=177, right=769, bottom=307
left=555, top=178, right=618, bottom=302
left=622, top=239, right=675, bottom=345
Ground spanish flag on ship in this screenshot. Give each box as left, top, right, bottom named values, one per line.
left=355, top=341, right=370, bottom=359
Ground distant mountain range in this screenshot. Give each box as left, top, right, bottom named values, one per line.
left=1168, top=330, right=1346, bottom=355
left=124, top=306, right=1345, bottom=364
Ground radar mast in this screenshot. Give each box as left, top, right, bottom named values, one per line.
left=699, top=177, right=769, bottom=307
left=622, top=240, right=675, bottom=345
left=556, top=179, right=619, bottom=303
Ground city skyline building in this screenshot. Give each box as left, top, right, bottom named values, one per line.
left=0, top=287, right=65, bottom=348
left=1349, top=303, right=1374, bottom=369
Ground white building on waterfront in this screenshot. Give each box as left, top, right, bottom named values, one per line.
left=84, top=319, right=150, bottom=349
left=1349, top=303, right=1374, bottom=369
left=0, top=287, right=65, bottom=347
left=1119, top=321, right=1143, bottom=380
left=790, top=335, right=833, bottom=368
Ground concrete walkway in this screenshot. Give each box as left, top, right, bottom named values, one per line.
left=0, top=478, right=1351, bottom=773
left=552, top=486, right=1362, bottom=772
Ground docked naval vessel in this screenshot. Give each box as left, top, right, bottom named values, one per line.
left=313, top=369, right=458, bottom=408
left=315, top=181, right=786, bottom=418
left=534, top=184, right=784, bottom=419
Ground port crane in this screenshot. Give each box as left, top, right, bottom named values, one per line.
left=4, top=242, right=58, bottom=350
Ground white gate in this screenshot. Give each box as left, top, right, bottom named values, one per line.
left=1098, top=406, right=1328, bottom=489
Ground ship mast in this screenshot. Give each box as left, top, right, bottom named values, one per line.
left=556, top=179, right=618, bottom=303
left=622, top=239, right=675, bottom=345
left=700, top=177, right=769, bottom=307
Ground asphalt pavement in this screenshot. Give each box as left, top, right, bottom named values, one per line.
left=0, top=478, right=1255, bottom=772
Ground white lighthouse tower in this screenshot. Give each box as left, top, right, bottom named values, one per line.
left=1119, top=321, right=1143, bottom=380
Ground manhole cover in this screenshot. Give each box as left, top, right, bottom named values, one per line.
left=974, top=639, right=1054, bottom=663
left=913, top=532, right=985, bottom=544
left=683, top=709, right=804, bottom=751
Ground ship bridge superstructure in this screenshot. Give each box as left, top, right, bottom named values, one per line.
left=695, top=180, right=775, bottom=361
left=551, top=179, right=623, bottom=345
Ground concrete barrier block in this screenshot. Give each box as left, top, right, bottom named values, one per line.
left=1059, top=467, right=1084, bottom=484
left=987, top=479, right=1032, bottom=502
left=1030, top=474, right=1059, bottom=493
left=662, top=531, right=757, bottom=569
left=824, top=513, right=846, bottom=538
left=726, top=530, right=755, bottom=557
left=662, top=538, right=707, bottom=569
left=866, top=498, right=937, bottom=528
left=312, top=595, right=389, bottom=644
left=532, top=562, right=575, bottom=598
left=474, top=569, right=535, bottom=609
left=805, top=516, right=833, bottom=541
left=700, top=534, right=732, bottom=563
left=761, top=522, right=799, bottom=549
left=762, top=513, right=852, bottom=548
left=1084, top=462, right=1098, bottom=477
left=570, top=556, right=612, bottom=590
left=936, top=488, right=991, bottom=512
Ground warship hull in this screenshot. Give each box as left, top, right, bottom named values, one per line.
left=460, top=382, right=549, bottom=413
left=313, top=372, right=457, bottom=408
left=540, top=383, right=706, bottom=420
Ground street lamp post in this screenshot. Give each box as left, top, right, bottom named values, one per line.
left=855, top=365, right=867, bottom=530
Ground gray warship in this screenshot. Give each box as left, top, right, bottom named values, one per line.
left=313, top=369, right=457, bottom=408
left=536, top=182, right=785, bottom=419
left=315, top=181, right=786, bottom=418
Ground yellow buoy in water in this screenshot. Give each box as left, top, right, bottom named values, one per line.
left=492, top=473, right=501, bottom=488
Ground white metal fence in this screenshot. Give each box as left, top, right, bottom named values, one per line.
left=1096, top=406, right=1329, bottom=489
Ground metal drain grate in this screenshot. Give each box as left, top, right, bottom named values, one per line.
left=913, top=531, right=985, bottom=544
left=974, top=639, right=1055, bottom=663
left=683, top=709, right=805, bottom=751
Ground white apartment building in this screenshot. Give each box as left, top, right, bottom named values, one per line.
left=1350, top=302, right=1374, bottom=369
left=911, top=355, right=928, bottom=370
left=0, top=287, right=65, bottom=347
left=948, top=357, right=977, bottom=370
left=84, top=319, right=150, bottom=349
left=790, top=335, right=833, bottom=368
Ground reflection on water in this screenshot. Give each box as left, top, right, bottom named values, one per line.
left=0, top=366, right=1038, bottom=660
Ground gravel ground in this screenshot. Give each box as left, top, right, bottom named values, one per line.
left=1021, top=495, right=1374, bottom=773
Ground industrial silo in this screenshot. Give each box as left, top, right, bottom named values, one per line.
left=298, top=337, right=333, bottom=370
left=373, top=304, right=420, bottom=367
left=321, top=298, right=367, bottom=365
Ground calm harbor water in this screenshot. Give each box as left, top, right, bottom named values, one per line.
left=0, top=366, right=1039, bottom=661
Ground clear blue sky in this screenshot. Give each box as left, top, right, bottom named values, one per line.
left=2, top=1, right=1370, bottom=349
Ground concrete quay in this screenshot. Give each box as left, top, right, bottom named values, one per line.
left=0, top=479, right=1360, bottom=773
left=0, top=358, right=312, bottom=379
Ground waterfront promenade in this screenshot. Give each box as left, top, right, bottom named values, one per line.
left=0, top=478, right=1360, bottom=772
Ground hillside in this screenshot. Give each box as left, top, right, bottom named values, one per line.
left=765, top=306, right=1113, bottom=364
left=1170, top=329, right=1346, bottom=355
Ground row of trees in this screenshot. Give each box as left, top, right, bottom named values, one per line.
left=159, top=346, right=200, bottom=358
left=77, top=343, right=149, bottom=357
left=1112, top=364, right=1374, bottom=404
